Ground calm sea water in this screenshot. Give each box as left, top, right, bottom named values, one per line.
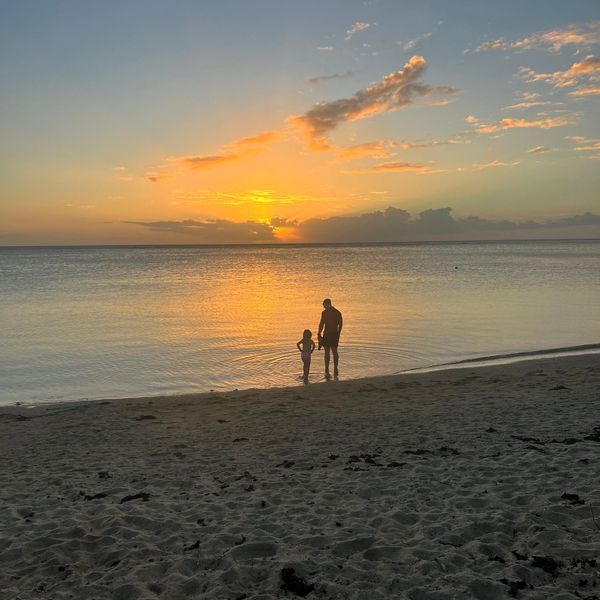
left=1, top=241, right=599, bottom=405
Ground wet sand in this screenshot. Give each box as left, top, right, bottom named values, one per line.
left=1, top=354, right=599, bottom=599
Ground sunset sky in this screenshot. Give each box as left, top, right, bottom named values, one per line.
left=1, top=0, right=599, bottom=244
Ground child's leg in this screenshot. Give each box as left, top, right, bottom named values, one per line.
left=303, top=357, right=310, bottom=380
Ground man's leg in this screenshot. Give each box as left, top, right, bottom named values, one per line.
left=324, top=346, right=331, bottom=375
left=332, top=347, right=339, bottom=376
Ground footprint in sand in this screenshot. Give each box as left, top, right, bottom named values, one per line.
left=363, top=546, right=405, bottom=561
left=229, top=541, right=277, bottom=560
left=332, top=537, right=375, bottom=557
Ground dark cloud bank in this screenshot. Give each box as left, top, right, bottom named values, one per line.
left=126, top=207, right=600, bottom=244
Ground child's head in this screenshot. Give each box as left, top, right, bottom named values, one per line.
left=303, top=329, right=312, bottom=339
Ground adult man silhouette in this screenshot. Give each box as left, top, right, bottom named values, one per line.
left=318, top=298, right=343, bottom=378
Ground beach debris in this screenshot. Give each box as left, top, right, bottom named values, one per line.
left=197, top=518, right=206, bottom=526
left=584, top=425, right=600, bottom=442
left=280, top=568, right=315, bottom=597
left=184, top=540, right=200, bottom=551
left=511, top=434, right=545, bottom=445
left=500, top=578, right=528, bottom=597
left=488, top=555, right=506, bottom=563
left=526, top=370, right=547, bottom=377
left=328, top=454, right=339, bottom=460
left=549, top=437, right=580, bottom=444
left=572, top=558, right=597, bottom=568
left=0, top=413, right=31, bottom=422
left=276, top=459, right=295, bottom=468
left=98, top=470, right=111, bottom=479
left=531, top=555, right=562, bottom=575
left=217, top=419, right=229, bottom=423
left=405, top=446, right=459, bottom=457
left=80, top=491, right=108, bottom=501
left=550, top=385, right=570, bottom=391
left=485, top=427, right=498, bottom=433
left=244, top=484, right=255, bottom=492
left=561, top=492, right=585, bottom=505
left=512, top=550, right=528, bottom=561
left=119, top=492, right=150, bottom=503
left=233, top=437, right=248, bottom=442
left=387, top=461, right=406, bottom=468
left=134, top=414, right=156, bottom=420
left=524, top=444, right=546, bottom=453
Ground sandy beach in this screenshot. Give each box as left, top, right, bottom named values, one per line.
left=1, top=354, right=599, bottom=599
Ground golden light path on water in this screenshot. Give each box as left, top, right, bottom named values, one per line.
left=1, top=241, right=599, bottom=405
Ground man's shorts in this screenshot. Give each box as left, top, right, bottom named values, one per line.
left=321, top=333, right=340, bottom=348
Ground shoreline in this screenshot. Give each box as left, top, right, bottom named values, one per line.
left=2, top=353, right=599, bottom=598
left=6, top=343, right=600, bottom=409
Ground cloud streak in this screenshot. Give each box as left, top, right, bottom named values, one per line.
left=473, top=116, right=575, bottom=134
left=349, top=161, right=440, bottom=174
left=520, top=55, right=600, bottom=89
left=345, top=22, right=370, bottom=41
left=528, top=146, right=552, bottom=154
left=288, top=56, right=457, bottom=150
left=307, top=71, right=353, bottom=85
left=473, top=22, right=600, bottom=53
left=170, top=130, right=279, bottom=170
left=124, top=218, right=277, bottom=243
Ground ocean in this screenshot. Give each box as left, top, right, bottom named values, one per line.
left=1, top=240, right=598, bottom=405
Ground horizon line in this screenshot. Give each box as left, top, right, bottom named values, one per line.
left=1, top=237, right=599, bottom=250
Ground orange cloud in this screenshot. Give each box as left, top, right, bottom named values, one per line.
left=470, top=160, right=521, bottom=170
left=287, top=56, right=457, bottom=150
left=521, top=55, right=600, bottom=88
left=349, top=161, right=444, bottom=174
left=474, top=22, right=600, bottom=53
left=569, top=85, right=600, bottom=96
left=337, top=141, right=394, bottom=160
left=234, top=131, right=279, bottom=145
left=504, top=101, right=557, bottom=110
left=169, top=130, right=279, bottom=170
left=175, top=153, right=239, bottom=170
left=474, top=116, right=574, bottom=134
left=574, top=141, right=600, bottom=151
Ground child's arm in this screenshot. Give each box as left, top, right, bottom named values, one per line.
left=296, top=340, right=302, bottom=351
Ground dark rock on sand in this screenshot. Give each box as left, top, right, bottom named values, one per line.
left=561, top=492, right=585, bottom=505
left=81, top=491, right=108, bottom=501
left=500, top=578, right=528, bottom=597
left=281, top=568, right=315, bottom=597
left=184, top=540, right=200, bottom=551
left=584, top=425, right=600, bottom=442
left=531, top=555, right=562, bottom=575
left=119, top=492, right=150, bottom=503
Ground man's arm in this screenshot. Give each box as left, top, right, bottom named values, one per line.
left=338, top=312, right=343, bottom=335
left=318, top=312, right=325, bottom=337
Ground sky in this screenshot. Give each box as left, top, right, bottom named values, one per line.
left=1, top=0, right=599, bottom=245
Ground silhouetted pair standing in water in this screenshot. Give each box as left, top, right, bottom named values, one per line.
left=296, top=298, right=343, bottom=383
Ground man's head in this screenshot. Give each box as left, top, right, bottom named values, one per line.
left=323, top=298, right=332, bottom=309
